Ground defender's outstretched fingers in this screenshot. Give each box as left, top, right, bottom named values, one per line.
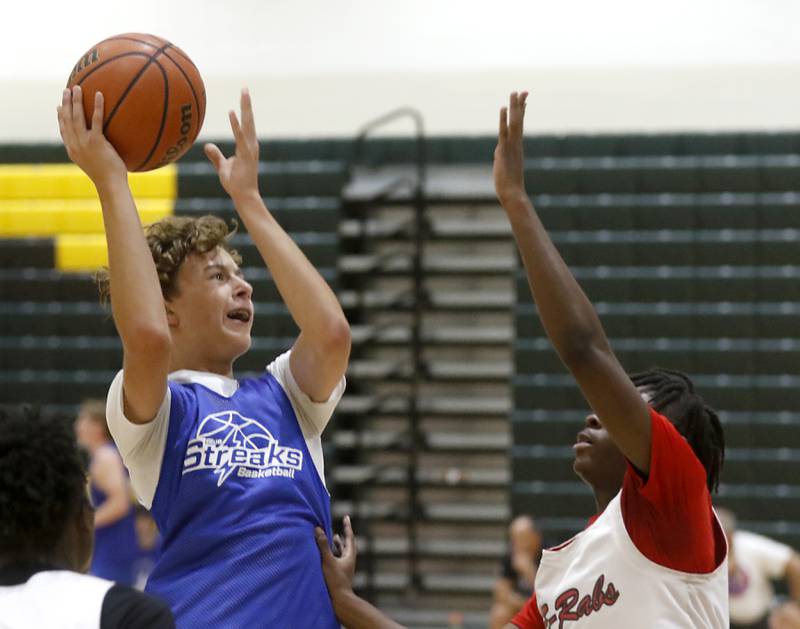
left=342, top=515, right=355, bottom=558
left=509, top=91, right=525, bottom=138
left=314, top=527, right=334, bottom=560
left=499, top=107, right=508, bottom=141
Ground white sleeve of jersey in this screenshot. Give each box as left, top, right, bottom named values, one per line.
left=266, top=350, right=346, bottom=438
left=105, top=370, right=170, bottom=509
left=737, top=530, right=794, bottom=580
left=267, top=350, right=346, bottom=490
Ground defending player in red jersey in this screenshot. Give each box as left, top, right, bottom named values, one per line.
left=496, top=92, right=728, bottom=628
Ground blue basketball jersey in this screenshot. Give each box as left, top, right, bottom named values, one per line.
left=144, top=371, right=339, bottom=628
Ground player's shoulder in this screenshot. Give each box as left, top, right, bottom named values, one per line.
left=31, top=569, right=113, bottom=590
left=92, top=443, right=124, bottom=468
left=649, top=407, right=707, bottom=474
left=735, top=529, right=760, bottom=544
left=101, top=584, right=175, bottom=629
left=735, top=529, right=780, bottom=550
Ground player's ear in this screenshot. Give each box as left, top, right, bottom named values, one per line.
left=165, top=302, right=179, bottom=327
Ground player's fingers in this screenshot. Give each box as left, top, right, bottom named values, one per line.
left=71, top=86, right=87, bottom=133
left=343, top=515, right=354, bottom=542
left=314, top=527, right=334, bottom=560
left=343, top=515, right=356, bottom=557
left=58, top=90, right=70, bottom=130
left=203, top=143, right=225, bottom=172
left=499, top=106, right=508, bottom=141
left=229, top=110, right=244, bottom=144
left=240, top=87, right=256, bottom=139
left=509, top=91, right=523, bottom=137
left=518, top=91, right=529, bottom=133
left=91, top=92, right=104, bottom=134
left=58, top=90, right=74, bottom=144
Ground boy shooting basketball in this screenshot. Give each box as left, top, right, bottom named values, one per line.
left=496, top=92, right=728, bottom=628
left=57, top=86, right=350, bottom=628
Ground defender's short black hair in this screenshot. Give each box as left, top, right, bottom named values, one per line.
left=631, top=368, right=725, bottom=493
left=0, top=405, right=88, bottom=559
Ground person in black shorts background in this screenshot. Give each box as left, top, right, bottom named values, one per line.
left=0, top=404, right=174, bottom=628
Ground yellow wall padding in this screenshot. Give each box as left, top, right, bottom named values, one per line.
left=55, top=234, right=110, bottom=271
left=0, top=164, right=177, bottom=200
left=0, top=199, right=172, bottom=236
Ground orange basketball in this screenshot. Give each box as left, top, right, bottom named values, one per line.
left=66, top=33, right=206, bottom=172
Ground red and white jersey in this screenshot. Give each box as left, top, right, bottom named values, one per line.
left=512, top=408, right=729, bottom=629
left=534, top=491, right=728, bottom=628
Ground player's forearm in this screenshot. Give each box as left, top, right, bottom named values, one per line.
left=785, top=555, right=800, bottom=601
left=330, top=591, right=406, bottom=629
left=502, top=194, right=610, bottom=365
left=97, top=177, right=171, bottom=351
left=233, top=191, right=350, bottom=343
left=93, top=494, right=130, bottom=528
left=508, top=590, right=528, bottom=610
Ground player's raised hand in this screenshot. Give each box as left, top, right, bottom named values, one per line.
left=57, top=86, right=126, bottom=188
left=315, top=516, right=357, bottom=600
left=204, top=88, right=260, bottom=202
left=493, top=91, right=529, bottom=206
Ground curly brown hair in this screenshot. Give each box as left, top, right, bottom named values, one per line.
left=97, top=215, right=242, bottom=304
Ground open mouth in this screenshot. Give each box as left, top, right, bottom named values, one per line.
left=574, top=431, right=593, bottom=449
left=226, top=308, right=252, bottom=323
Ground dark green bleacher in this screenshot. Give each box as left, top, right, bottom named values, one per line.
left=0, top=147, right=347, bottom=411
left=512, top=134, right=800, bottom=548
left=5, top=131, right=800, bottom=595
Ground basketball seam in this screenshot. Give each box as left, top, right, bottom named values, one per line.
left=133, top=56, right=171, bottom=172
left=73, top=52, right=151, bottom=89
left=103, top=35, right=200, bottom=72
left=103, top=42, right=172, bottom=136
left=161, top=49, right=204, bottom=130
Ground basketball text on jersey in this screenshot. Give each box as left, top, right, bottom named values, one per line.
left=539, top=574, right=620, bottom=629
left=183, top=410, right=303, bottom=486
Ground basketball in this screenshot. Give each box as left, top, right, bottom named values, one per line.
left=66, top=33, right=206, bottom=172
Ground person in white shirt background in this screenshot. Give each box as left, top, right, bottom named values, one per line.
left=718, top=507, right=800, bottom=629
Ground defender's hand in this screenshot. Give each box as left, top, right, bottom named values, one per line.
left=57, top=86, right=127, bottom=188
left=315, top=516, right=357, bottom=601
left=493, top=91, right=529, bottom=206
left=204, top=88, right=260, bottom=202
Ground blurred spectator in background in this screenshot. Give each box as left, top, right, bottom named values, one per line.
left=75, top=399, right=139, bottom=585
left=490, top=515, right=542, bottom=629
left=717, top=507, right=800, bottom=629
left=131, top=507, right=161, bottom=591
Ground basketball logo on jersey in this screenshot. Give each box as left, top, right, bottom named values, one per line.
left=183, top=410, right=303, bottom=486
left=540, top=574, right=620, bottom=628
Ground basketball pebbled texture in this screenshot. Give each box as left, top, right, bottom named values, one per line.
left=66, top=33, right=206, bottom=172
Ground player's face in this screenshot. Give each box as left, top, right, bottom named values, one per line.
left=74, top=412, right=105, bottom=448
left=168, top=247, right=254, bottom=367
left=572, top=413, right=628, bottom=495
left=74, top=411, right=93, bottom=448
left=66, top=483, right=94, bottom=573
